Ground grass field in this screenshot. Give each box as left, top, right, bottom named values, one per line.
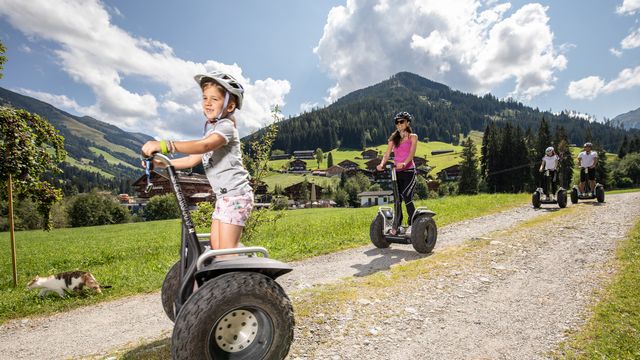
left=555, top=219, right=640, bottom=359
left=0, top=193, right=528, bottom=323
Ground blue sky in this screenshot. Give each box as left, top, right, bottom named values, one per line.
left=0, top=0, right=639, bottom=140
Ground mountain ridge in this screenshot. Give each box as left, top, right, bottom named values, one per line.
left=263, top=72, right=637, bottom=153
left=0, top=86, right=154, bottom=194
left=613, top=107, right=640, bottom=130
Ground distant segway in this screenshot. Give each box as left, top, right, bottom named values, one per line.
left=532, top=169, right=567, bottom=208
left=570, top=167, right=605, bottom=204
left=370, top=164, right=437, bottom=253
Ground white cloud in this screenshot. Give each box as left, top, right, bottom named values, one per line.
left=314, top=0, right=566, bottom=102
left=621, top=28, right=640, bottom=49
left=16, top=88, right=92, bottom=114
left=616, top=0, right=640, bottom=15
left=567, top=65, right=640, bottom=99
left=610, top=47, right=623, bottom=57
left=300, top=101, right=320, bottom=113
left=0, top=0, right=290, bottom=138
left=18, top=44, right=31, bottom=53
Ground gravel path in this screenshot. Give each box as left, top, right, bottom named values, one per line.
left=289, top=192, right=640, bottom=360
left=0, top=194, right=637, bottom=360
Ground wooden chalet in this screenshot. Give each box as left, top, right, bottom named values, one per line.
left=293, top=150, right=315, bottom=159
left=337, top=159, right=359, bottom=170
left=283, top=181, right=324, bottom=202
left=288, top=159, right=307, bottom=172
left=132, top=171, right=213, bottom=206
left=361, top=149, right=379, bottom=159
left=437, top=164, right=462, bottom=181
left=326, top=165, right=345, bottom=177
left=269, top=153, right=291, bottom=160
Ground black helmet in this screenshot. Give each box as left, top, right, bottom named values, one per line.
left=394, top=111, right=413, bottom=122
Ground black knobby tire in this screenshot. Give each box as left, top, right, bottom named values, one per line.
left=570, top=188, right=579, bottom=204
left=410, top=216, right=437, bottom=254
left=370, top=214, right=390, bottom=249
left=161, top=261, right=180, bottom=322
left=596, top=186, right=605, bottom=203
left=557, top=189, right=567, bottom=208
left=172, top=272, right=294, bottom=360
left=532, top=191, right=541, bottom=208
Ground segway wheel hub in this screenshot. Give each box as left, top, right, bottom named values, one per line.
left=214, top=309, right=259, bottom=353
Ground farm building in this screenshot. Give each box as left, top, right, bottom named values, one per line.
left=288, top=159, right=308, bottom=172
left=337, top=159, right=359, bottom=170
left=357, top=190, right=394, bottom=207
left=361, top=149, right=379, bottom=159
left=437, top=164, right=462, bottom=181
left=293, top=150, right=315, bottom=159
left=132, top=171, right=213, bottom=207
left=269, top=153, right=291, bottom=160
left=326, top=165, right=345, bottom=177
left=283, top=181, right=324, bottom=202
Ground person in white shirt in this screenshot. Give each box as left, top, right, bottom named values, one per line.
left=539, top=146, right=559, bottom=200
left=577, top=142, right=598, bottom=195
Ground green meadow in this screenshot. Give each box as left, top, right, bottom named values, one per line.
left=0, top=193, right=527, bottom=323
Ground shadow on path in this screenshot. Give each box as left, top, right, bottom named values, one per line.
left=351, top=247, right=431, bottom=277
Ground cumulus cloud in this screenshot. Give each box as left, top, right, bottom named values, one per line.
left=16, top=88, right=93, bottom=114
left=314, top=0, right=566, bottom=102
left=0, top=0, right=290, bottom=138
left=621, top=28, right=640, bottom=49
left=567, top=65, right=640, bottom=99
left=616, top=0, right=640, bottom=15
left=300, top=101, right=321, bottom=113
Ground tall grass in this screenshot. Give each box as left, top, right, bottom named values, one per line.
left=0, top=193, right=527, bottom=323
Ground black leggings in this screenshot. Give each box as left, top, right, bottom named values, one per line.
left=541, top=170, right=557, bottom=195
left=394, top=169, right=417, bottom=227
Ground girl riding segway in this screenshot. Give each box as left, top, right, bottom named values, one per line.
left=377, top=111, right=418, bottom=235
left=539, top=146, right=559, bottom=201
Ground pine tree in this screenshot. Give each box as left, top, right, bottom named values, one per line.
left=480, top=123, right=491, bottom=178
left=458, top=138, right=479, bottom=194
left=484, top=122, right=500, bottom=193
left=327, top=152, right=334, bottom=167
left=595, top=148, right=610, bottom=188
left=619, top=135, right=628, bottom=159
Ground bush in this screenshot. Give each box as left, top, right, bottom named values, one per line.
left=67, top=192, right=130, bottom=227
left=333, top=188, right=349, bottom=207
left=415, top=176, right=429, bottom=200
left=271, top=196, right=289, bottom=210
left=144, top=194, right=181, bottom=221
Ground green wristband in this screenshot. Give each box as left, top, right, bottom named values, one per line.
left=160, top=140, right=169, bottom=154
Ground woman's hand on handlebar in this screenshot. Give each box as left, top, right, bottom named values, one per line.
left=376, top=163, right=384, bottom=172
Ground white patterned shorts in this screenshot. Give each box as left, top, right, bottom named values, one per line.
left=212, top=192, right=254, bottom=226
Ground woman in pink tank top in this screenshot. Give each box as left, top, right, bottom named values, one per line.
left=377, top=112, right=419, bottom=235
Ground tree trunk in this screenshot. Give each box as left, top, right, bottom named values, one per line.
left=8, top=174, right=17, bottom=287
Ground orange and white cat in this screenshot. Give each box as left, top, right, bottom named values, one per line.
left=27, top=271, right=104, bottom=297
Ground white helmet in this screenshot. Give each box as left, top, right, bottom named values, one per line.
left=194, top=71, right=245, bottom=110
left=545, top=146, right=554, bottom=155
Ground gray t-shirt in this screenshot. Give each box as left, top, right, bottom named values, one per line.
left=202, top=119, right=252, bottom=196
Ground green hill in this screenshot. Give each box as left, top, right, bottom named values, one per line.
left=0, top=87, right=154, bottom=194
left=256, top=72, right=637, bottom=155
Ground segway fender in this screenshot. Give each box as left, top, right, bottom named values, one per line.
left=195, top=257, right=292, bottom=283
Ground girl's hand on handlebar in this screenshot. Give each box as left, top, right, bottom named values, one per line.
left=376, top=164, right=384, bottom=171
left=396, top=162, right=406, bottom=169
left=141, top=141, right=160, bottom=157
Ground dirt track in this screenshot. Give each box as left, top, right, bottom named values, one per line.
left=0, top=193, right=638, bottom=360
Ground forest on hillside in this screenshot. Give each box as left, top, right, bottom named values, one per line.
left=260, top=72, right=637, bottom=155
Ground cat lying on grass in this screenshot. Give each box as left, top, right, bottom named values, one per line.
left=26, top=271, right=108, bottom=297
